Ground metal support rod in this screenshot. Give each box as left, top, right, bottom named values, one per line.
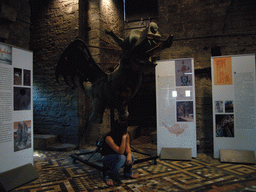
left=71, top=149, right=158, bottom=173
left=71, top=154, right=104, bottom=171
left=134, top=156, right=158, bottom=165
left=109, top=68, right=115, bottom=129
left=131, top=146, right=157, bottom=157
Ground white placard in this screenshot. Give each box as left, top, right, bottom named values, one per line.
left=0, top=43, right=33, bottom=173
left=156, top=58, right=197, bottom=157
left=211, top=54, right=256, bottom=158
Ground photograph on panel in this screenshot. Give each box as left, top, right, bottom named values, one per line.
left=23, top=69, right=31, bottom=86
left=176, top=101, right=194, bottom=122
left=0, top=44, right=12, bottom=65
left=14, top=120, right=32, bottom=152
left=213, top=57, right=233, bottom=85
left=216, top=114, right=234, bottom=137
left=215, top=100, right=224, bottom=113
left=175, top=59, right=192, bottom=86
left=14, top=87, right=31, bottom=110
left=225, top=100, right=234, bottom=113
left=14, top=68, right=22, bottom=85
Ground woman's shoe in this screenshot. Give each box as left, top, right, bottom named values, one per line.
left=105, top=179, right=113, bottom=186
left=124, top=173, right=138, bottom=179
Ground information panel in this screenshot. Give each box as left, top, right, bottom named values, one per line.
left=211, top=54, right=256, bottom=158
left=0, top=42, right=33, bottom=173
left=156, top=58, right=197, bottom=157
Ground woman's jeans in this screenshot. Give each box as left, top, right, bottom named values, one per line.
left=102, top=154, right=135, bottom=180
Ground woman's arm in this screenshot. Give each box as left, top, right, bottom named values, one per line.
left=125, top=134, right=133, bottom=165
left=105, top=135, right=127, bottom=155
left=125, top=134, right=132, bottom=154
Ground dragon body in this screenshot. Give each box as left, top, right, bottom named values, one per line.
left=56, top=22, right=173, bottom=124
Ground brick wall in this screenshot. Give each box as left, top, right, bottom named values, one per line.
left=30, top=0, right=124, bottom=145
left=30, top=0, right=79, bottom=144
left=78, top=0, right=124, bottom=145
left=0, top=0, right=30, bottom=49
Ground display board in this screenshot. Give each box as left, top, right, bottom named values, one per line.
left=211, top=54, right=256, bottom=158
left=156, top=58, right=197, bottom=157
left=0, top=42, right=33, bottom=173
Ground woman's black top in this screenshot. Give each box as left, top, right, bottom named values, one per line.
left=101, top=132, right=123, bottom=156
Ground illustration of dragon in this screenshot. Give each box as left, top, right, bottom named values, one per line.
left=55, top=22, right=173, bottom=124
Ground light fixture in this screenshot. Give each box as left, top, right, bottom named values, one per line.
left=185, top=90, right=190, bottom=97
left=172, top=91, right=177, bottom=97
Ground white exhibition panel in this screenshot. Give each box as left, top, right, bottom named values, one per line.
left=0, top=43, right=33, bottom=173
left=211, top=54, right=256, bottom=158
left=156, top=58, right=197, bottom=157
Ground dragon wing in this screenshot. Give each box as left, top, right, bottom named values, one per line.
left=55, top=39, right=107, bottom=89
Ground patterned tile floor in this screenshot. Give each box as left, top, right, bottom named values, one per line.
left=11, top=143, right=256, bottom=192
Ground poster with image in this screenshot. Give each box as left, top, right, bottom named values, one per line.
left=215, top=101, right=224, bottom=113
left=14, top=87, right=31, bottom=110
left=14, top=120, right=31, bottom=152
left=213, top=57, right=232, bottom=85
left=156, top=58, right=196, bottom=157
left=215, top=114, right=234, bottom=137
left=225, top=100, right=233, bottom=113
left=175, top=59, right=192, bottom=86
left=0, top=43, right=33, bottom=173
left=14, top=68, right=22, bottom=85
left=0, top=44, right=12, bottom=65
left=177, top=101, right=194, bottom=122
left=23, top=69, right=31, bottom=86
left=212, top=54, right=256, bottom=159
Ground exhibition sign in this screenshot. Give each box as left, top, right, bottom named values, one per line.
left=0, top=42, right=33, bottom=173
left=211, top=54, right=256, bottom=158
left=156, top=58, right=197, bottom=157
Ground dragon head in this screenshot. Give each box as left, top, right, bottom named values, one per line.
left=124, top=22, right=172, bottom=64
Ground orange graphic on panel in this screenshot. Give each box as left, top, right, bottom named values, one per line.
left=213, top=57, right=232, bottom=85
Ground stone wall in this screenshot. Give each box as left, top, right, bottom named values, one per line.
left=78, top=0, right=124, bottom=145
left=7, top=0, right=256, bottom=149
left=158, top=0, right=256, bottom=151
left=30, top=0, right=124, bottom=145
left=0, top=0, right=30, bottom=49
left=30, top=0, right=79, bottom=144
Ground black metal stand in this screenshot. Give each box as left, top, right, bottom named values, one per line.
left=70, top=145, right=158, bottom=173
left=71, top=67, right=158, bottom=172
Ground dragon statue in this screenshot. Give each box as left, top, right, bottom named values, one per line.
left=55, top=22, right=173, bottom=127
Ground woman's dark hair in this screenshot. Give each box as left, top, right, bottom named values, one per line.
left=109, top=120, right=128, bottom=143
left=112, top=120, right=128, bottom=135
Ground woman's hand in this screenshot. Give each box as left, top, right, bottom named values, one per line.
left=126, top=153, right=132, bottom=165
left=122, top=134, right=127, bottom=140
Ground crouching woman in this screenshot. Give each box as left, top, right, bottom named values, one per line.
left=101, top=124, right=137, bottom=185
